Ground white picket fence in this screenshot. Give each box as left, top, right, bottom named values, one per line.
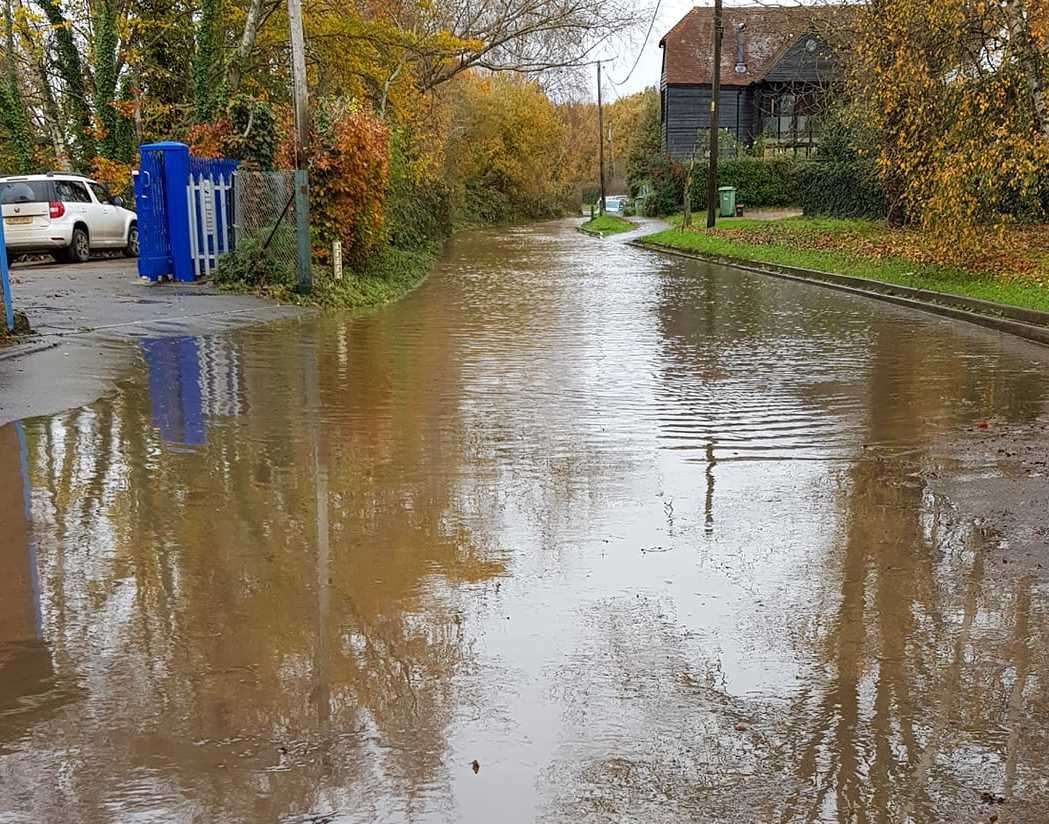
left=186, top=172, right=234, bottom=278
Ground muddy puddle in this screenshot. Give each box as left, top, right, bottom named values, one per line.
left=2, top=219, right=1049, bottom=822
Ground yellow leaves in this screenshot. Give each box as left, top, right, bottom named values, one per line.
left=443, top=73, right=569, bottom=213
left=849, top=0, right=1049, bottom=246
left=91, top=157, right=134, bottom=196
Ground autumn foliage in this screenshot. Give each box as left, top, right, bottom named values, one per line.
left=849, top=0, right=1049, bottom=258
left=277, top=102, right=391, bottom=267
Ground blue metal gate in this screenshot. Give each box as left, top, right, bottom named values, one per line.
left=133, top=147, right=170, bottom=280
left=134, top=142, right=238, bottom=282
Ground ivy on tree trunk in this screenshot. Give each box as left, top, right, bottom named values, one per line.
left=93, top=0, right=120, bottom=159
left=193, top=0, right=226, bottom=122
left=36, top=0, right=96, bottom=168
left=2, top=0, right=32, bottom=172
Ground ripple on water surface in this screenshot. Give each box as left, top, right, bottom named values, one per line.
left=1, top=219, right=1049, bottom=823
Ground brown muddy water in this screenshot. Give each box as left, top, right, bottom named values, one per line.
left=2, top=219, right=1049, bottom=823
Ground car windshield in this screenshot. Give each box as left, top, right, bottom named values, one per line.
left=0, top=181, right=51, bottom=204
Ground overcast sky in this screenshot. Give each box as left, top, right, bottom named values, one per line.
left=595, top=0, right=700, bottom=99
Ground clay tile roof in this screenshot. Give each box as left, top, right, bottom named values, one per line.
left=659, top=4, right=846, bottom=86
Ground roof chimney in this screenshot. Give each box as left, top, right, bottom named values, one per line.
left=734, top=22, right=747, bottom=74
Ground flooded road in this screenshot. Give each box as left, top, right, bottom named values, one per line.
left=2, top=219, right=1049, bottom=822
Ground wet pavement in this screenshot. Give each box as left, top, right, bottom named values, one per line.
left=2, top=218, right=1049, bottom=822
left=0, top=257, right=302, bottom=425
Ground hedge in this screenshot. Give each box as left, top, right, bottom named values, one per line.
left=795, top=160, right=886, bottom=219
left=687, top=157, right=798, bottom=211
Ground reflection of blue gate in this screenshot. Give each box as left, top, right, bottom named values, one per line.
left=143, top=336, right=206, bottom=446
left=133, top=142, right=238, bottom=282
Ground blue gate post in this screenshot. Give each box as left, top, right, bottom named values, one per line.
left=138, top=141, right=193, bottom=282
left=0, top=216, right=14, bottom=332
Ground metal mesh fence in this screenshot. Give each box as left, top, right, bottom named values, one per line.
left=233, top=170, right=298, bottom=274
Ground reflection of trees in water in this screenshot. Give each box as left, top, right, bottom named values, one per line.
left=6, top=311, right=503, bottom=821
left=577, top=281, right=1049, bottom=822
left=781, top=328, right=1049, bottom=822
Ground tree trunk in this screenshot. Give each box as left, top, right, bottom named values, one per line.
left=227, top=0, right=264, bottom=92
left=1003, top=0, right=1049, bottom=135
left=35, top=51, right=69, bottom=168
left=2, top=0, right=32, bottom=172
left=92, top=0, right=120, bottom=159
left=37, top=0, right=95, bottom=167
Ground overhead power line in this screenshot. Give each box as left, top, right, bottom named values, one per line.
left=607, top=0, right=664, bottom=87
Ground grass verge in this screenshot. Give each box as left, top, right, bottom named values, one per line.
left=580, top=214, right=635, bottom=236
left=639, top=217, right=1049, bottom=314
left=213, top=241, right=438, bottom=311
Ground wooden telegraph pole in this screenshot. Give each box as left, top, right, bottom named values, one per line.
left=287, top=0, right=312, bottom=292
left=705, top=0, right=723, bottom=228
left=597, top=61, right=607, bottom=215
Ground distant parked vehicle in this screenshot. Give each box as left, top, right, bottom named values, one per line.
left=0, top=173, right=138, bottom=263
left=603, top=195, right=629, bottom=214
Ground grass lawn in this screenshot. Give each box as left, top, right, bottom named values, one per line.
left=639, top=216, right=1049, bottom=314
left=580, top=214, right=635, bottom=235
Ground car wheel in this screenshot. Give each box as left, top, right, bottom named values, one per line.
left=123, top=223, right=139, bottom=258
left=68, top=227, right=90, bottom=263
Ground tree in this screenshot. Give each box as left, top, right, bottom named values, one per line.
left=307, top=0, right=645, bottom=95
left=443, top=73, right=570, bottom=220
left=35, top=0, right=96, bottom=167
left=92, top=0, right=121, bottom=159
left=1, top=0, right=32, bottom=171
left=849, top=0, right=1049, bottom=240
left=193, top=0, right=226, bottom=121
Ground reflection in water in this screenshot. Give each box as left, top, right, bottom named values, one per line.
left=142, top=335, right=244, bottom=446
left=0, top=423, right=73, bottom=754
left=1, top=220, right=1049, bottom=822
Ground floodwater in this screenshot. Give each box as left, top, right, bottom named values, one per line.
left=2, top=219, right=1049, bottom=823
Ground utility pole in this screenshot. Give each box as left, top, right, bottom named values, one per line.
left=596, top=61, right=607, bottom=215
left=287, top=0, right=312, bottom=292
left=705, top=0, right=723, bottom=229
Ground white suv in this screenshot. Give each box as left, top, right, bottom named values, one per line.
left=0, top=173, right=138, bottom=263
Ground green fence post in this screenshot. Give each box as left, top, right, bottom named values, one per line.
left=294, top=169, right=311, bottom=293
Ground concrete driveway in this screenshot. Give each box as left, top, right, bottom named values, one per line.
left=9, top=255, right=299, bottom=338
left=1, top=255, right=305, bottom=425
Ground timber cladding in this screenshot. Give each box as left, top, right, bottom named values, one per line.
left=659, top=4, right=848, bottom=160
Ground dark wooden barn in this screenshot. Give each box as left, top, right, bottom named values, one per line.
left=659, top=5, right=845, bottom=160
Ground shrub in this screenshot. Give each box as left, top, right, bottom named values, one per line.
left=279, top=99, right=390, bottom=269
left=385, top=130, right=452, bottom=250
left=641, top=155, right=686, bottom=216
left=687, top=157, right=798, bottom=211
left=796, top=160, right=886, bottom=219
left=212, top=237, right=293, bottom=291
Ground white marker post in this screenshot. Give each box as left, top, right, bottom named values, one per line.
left=332, top=239, right=343, bottom=280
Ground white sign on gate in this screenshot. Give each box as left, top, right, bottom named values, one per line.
left=201, top=179, right=216, bottom=235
